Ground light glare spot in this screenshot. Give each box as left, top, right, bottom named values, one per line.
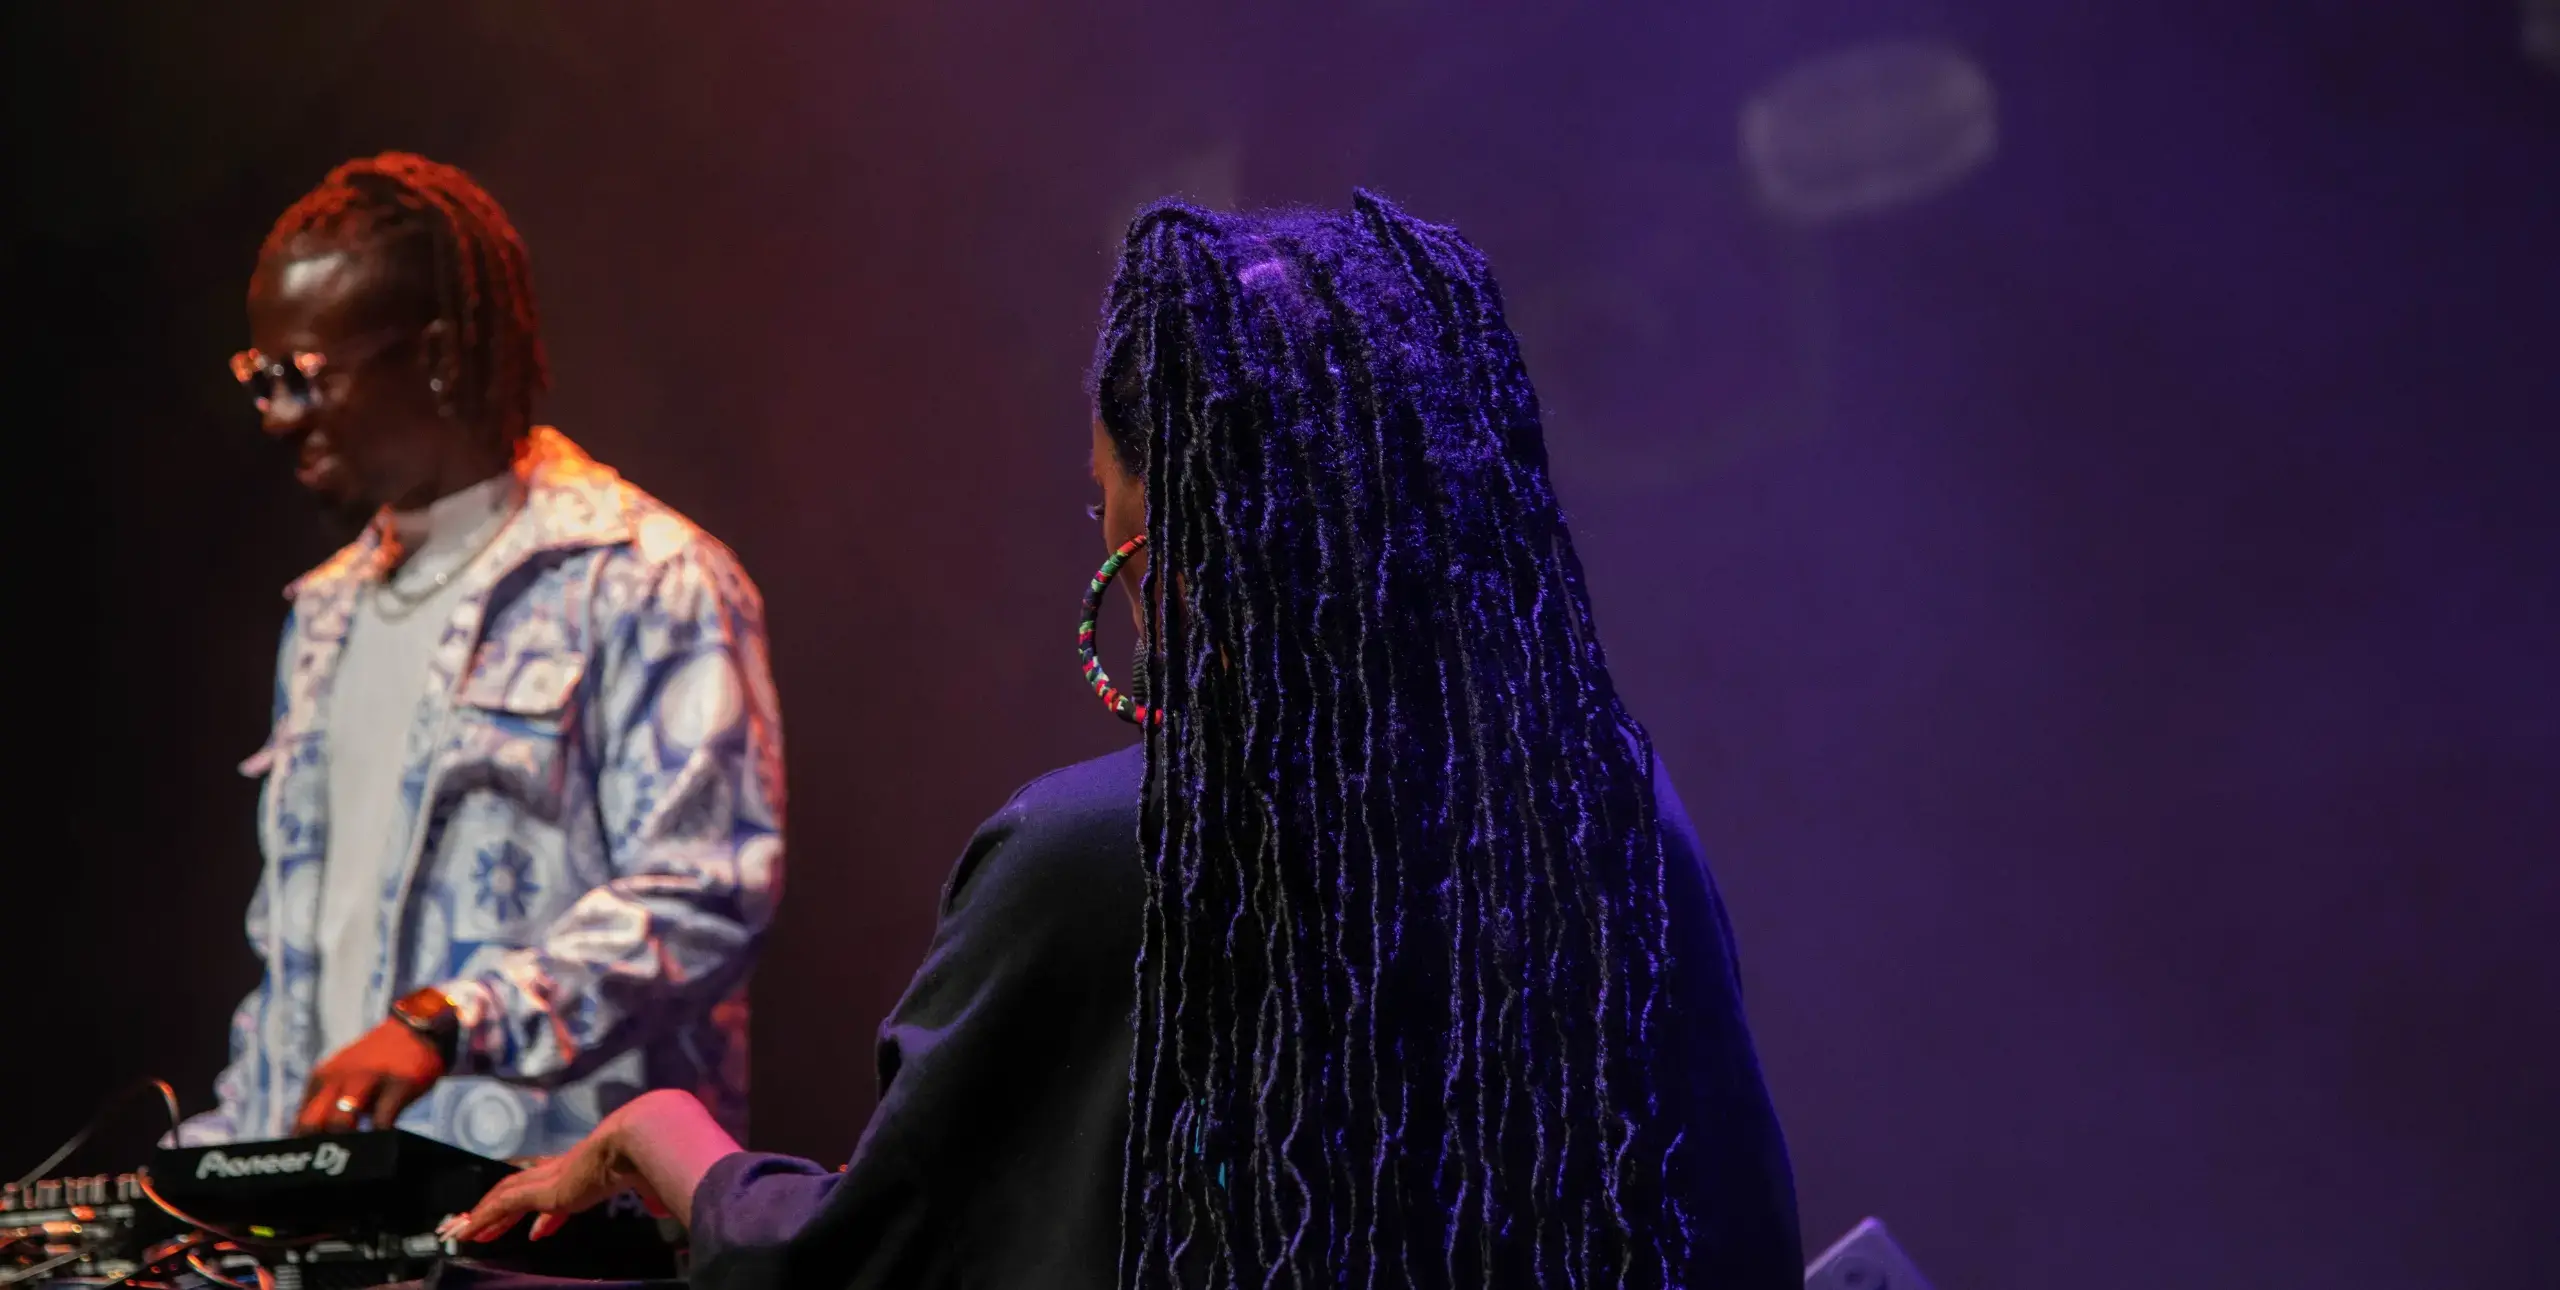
left=1741, top=40, right=1998, bottom=224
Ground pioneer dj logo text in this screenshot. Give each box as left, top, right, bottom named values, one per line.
left=193, top=1142, right=352, bottom=1180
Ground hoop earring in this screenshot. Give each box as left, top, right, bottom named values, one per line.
left=1079, top=532, right=1159, bottom=726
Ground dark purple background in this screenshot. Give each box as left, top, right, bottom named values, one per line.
left=11, top=3, right=2557, bottom=1286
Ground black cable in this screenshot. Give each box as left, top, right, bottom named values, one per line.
left=8, top=1078, right=183, bottom=1190
left=80, top=1233, right=208, bottom=1290
left=184, top=1246, right=272, bottom=1290
left=0, top=1248, right=86, bottom=1285
left=12, top=1076, right=322, bottom=1290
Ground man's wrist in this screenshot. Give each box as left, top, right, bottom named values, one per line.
left=388, top=985, right=463, bottom=1071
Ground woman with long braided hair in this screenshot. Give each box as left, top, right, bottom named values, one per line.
left=452, top=193, right=1798, bottom=1289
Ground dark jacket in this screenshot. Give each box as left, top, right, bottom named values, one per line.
left=687, top=745, right=1800, bottom=1288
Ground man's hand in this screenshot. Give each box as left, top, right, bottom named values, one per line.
left=295, top=1018, right=447, bottom=1134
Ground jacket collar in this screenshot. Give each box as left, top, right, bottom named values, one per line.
left=283, top=427, right=629, bottom=602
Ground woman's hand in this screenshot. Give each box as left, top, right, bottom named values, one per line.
left=438, top=1089, right=741, bottom=1243
left=437, top=1111, right=658, bottom=1244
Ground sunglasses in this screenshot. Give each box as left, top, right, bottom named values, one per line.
left=227, top=328, right=411, bottom=414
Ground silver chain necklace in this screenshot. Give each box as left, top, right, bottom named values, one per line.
left=370, top=492, right=524, bottom=622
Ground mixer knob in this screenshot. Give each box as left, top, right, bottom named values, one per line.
left=1, top=1181, right=18, bottom=1211
left=32, top=1180, right=61, bottom=1209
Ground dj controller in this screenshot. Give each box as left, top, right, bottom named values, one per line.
left=8, top=1110, right=1942, bottom=1289
left=2, top=1131, right=678, bottom=1289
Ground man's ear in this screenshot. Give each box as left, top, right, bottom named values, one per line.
left=416, top=318, right=458, bottom=412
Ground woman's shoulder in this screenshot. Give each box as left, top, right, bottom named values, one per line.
left=1646, top=746, right=1704, bottom=860
left=999, top=742, right=1146, bottom=823
left=941, top=744, right=1146, bottom=923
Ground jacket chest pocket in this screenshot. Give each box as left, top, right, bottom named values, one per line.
left=449, top=649, right=590, bottom=821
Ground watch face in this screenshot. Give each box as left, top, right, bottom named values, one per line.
left=394, top=988, right=464, bottom=1072
left=396, top=987, right=458, bottom=1028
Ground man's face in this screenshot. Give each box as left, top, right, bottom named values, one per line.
left=243, top=240, right=446, bottom=515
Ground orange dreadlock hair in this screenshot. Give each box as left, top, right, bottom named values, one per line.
left=261, top=151, right=549, bottom=439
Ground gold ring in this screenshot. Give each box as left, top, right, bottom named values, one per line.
left=333, top=1096, right=361, bottom=1114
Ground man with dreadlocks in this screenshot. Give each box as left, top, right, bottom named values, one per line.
left=182, top=152, right=785, bottom=1162
left=444, top=192, right=1797, bottom=1288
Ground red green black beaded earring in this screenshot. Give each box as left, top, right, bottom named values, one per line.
left=1079, top=532, right=1159, bottom=726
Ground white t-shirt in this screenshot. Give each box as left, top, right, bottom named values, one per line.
left=315, top=474, right=521, bottom=1056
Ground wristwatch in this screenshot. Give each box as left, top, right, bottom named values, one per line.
left=389, top=986, right=463, bottom=1069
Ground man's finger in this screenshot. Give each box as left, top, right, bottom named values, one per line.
left=294, top=1083, right=343, bottom=1134
left=309, top=1079, right=368, bottom=1134
left=372, top=1077, right=419, bottom=1130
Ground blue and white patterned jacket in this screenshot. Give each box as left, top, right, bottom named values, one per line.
left=181, top=429, right=785, bottom=1159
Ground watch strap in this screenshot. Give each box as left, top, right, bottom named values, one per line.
left=389, top=986, right=462, bottom=1069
